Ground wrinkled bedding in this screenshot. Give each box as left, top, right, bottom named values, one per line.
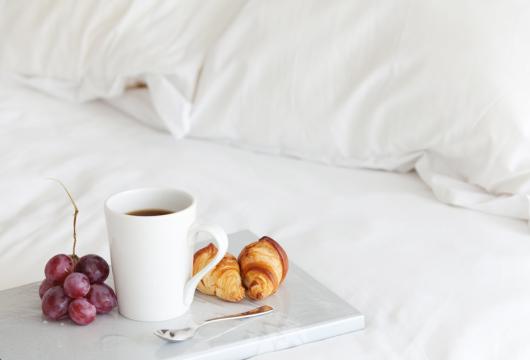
left=1, top=79, right=530, bottom=359
left=4, top=1, right=530, bottom=224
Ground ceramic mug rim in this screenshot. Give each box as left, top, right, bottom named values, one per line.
left=104, top=187, right=196, bottom=220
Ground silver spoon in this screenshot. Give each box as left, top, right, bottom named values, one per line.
left=154, top=305, right=274, bottom=342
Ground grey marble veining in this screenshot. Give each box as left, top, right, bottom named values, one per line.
left=0, top=231, right=364, bottom=360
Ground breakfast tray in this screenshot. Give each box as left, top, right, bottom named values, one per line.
left=0, top=230, right=364, bottom=360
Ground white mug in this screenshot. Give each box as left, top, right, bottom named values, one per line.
left=104, top=188, right=228, bottom=321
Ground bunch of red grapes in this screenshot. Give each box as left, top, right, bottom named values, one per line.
left=40, top=254, right=117, bottom=325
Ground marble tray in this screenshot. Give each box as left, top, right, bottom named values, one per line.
left=0, top=230, right=364, bottom=360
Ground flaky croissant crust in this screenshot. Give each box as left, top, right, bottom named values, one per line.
left=238, top=236, right=289, bottom=300
left=193, top=243, right=245, bottom=302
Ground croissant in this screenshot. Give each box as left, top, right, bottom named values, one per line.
left=238, top=236, right=289, bottom=300
left=193, top=243, right=245, bottom=302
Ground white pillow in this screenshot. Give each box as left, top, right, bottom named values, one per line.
left=0, top=0, right=245, bottom=135
left=185, top=0, right=530, bottom=220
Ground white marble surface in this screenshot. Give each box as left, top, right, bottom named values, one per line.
left=0, top=231, right=364, bottom=360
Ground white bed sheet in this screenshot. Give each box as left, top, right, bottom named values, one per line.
left=1, top=79, right=530, bottom=360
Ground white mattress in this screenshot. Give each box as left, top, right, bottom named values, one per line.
left=2, top=79, right=530, bottom=359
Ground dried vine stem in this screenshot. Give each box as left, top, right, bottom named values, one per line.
left=47, top=178, right=79, bottom=257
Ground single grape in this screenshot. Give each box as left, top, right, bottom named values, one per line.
left=39, top=279, right=58, bottom=299
left=87, top=284, right=117, bottom=314
left=63, top=272, right=91, bottom=299
left=75, top=255, right=110, bottom=284
left=44, top=254, right=74, bottom=283
left=42, top=286, right=70, bottom=320
left=68, top=298, right=96, bottom=325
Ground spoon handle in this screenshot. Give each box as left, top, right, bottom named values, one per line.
left=201, top=305, right=273, bottom=326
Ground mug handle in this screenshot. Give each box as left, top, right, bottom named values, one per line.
left=182, top=223, right=228, bottom=307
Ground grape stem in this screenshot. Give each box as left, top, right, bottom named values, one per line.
left=47, top=178, right=79, bottom=257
